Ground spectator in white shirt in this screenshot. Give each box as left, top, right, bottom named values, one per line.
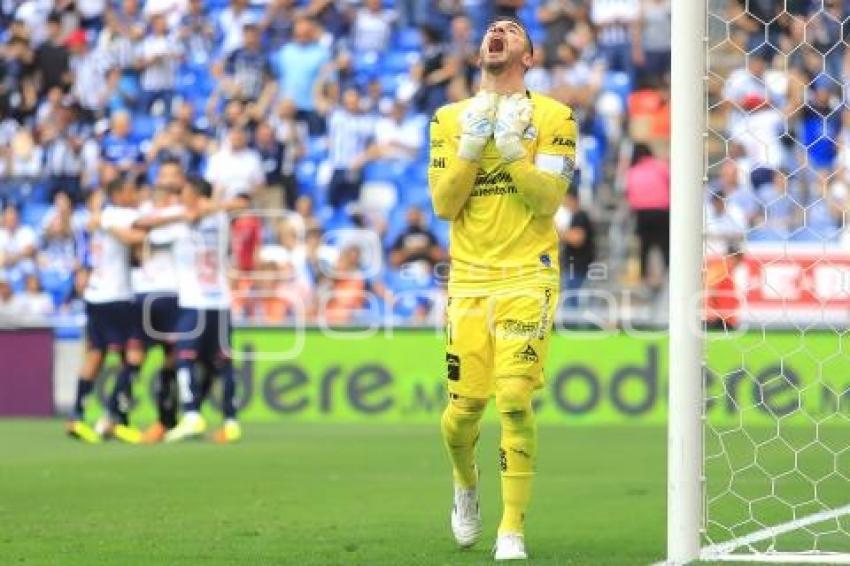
left=10, top=273, right=55, bottom=321
left=136, top=13, right=183, bottom=116
left=217, top=0, right=256, bottom=56
left=0, top=203, right=38, bottom=290
left=67, top=29, right=113, bottom=117
left=705, top=190, right=747, bottom=256
left=205, top=126, right=265, bottom=200
left=352, top=0, right=396, bottom=54
left=369, top=100, right=424, bottom=164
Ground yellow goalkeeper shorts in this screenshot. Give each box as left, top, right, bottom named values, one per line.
left=445, top=287, right=558, bottom=399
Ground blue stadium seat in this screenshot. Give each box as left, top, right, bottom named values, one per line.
left=131, top=116, right=162, bottom=142
left=40, top=271, right=73, bottom=307
left=21, top=202, right=49, bottom=227
left=384, top=51, right=415, bottom=74
left=353, top=51, right=380, bottom=75
left=393, top=27, right=421, bottom=51
left=603, top=72, right=633, bottom=107
left=363, top=160, right=405, bottom=184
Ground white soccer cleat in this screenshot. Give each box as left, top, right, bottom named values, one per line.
left=450, top=482, right=482, bottom=548
left=164, top=412, right=207, bottom=442
left=494, top=533, right=528, bottom=561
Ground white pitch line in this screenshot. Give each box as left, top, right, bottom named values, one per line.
left=703, top=552, right=850, bottom=564
left=701, top=503, right=850, bottom=558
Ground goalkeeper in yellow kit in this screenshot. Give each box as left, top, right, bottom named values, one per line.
left=428, top=16, right=577, bottom=561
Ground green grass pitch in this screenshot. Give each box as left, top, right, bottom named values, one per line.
left=0, top=421, right=667, bottom=565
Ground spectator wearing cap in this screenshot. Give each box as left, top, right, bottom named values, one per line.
left=274, top=17, right=332, bottom=136
left=555, top=185, right=596, bottom=308
left=216, top=23, right=274, bottom=103
left=34, top=13, right=71, bottom=96
left=136, top=12, right=182, bottom=116
left=205, top=126, right=264, bottom=201
left=0, top=203, right=37, bottom=290
left=722, top=45, right=784, bottom=126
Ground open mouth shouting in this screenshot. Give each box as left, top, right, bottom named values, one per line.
left=488, top=36, right=505, bottom=54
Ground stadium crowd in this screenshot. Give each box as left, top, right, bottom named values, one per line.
left=0, top=0, right=848, bottom=327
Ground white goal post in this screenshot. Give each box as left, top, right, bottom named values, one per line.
left=667, top=0, right=850, bottom=564
left=666, top=0, right=705, bottom=562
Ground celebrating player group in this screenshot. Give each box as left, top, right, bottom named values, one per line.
left=65, top=159, right=249, bottom=445
left=429, top=17, right=577, bottom=561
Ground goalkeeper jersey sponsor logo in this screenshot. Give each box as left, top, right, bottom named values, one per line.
left=551, top=135, right=575, bottom=148
left=470, top=169, right=517, bottom=197
left=500, top=319, right=540, bottom=338
left=515, top=344, right=539, bottom=363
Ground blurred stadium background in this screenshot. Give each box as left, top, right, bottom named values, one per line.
left=3, top=0, right=850, bottom=564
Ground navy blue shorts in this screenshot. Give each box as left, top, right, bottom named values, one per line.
left=175, top=308, right=232, bottom=363
left=85, top=301, right=134, bottom=352
left=134, top=293, right=180, bottom=348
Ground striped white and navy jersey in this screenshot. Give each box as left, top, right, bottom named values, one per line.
left=590, top=0, right=639, bottom=46
left=327, top=108, right=375, bottom=170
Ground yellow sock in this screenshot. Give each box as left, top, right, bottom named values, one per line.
left=496, top=377, right=537, bottom=535
left=440, top=395, right=487, bottom=488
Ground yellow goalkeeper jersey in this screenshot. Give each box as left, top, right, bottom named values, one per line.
left=428, top=92, right=578, bottom=296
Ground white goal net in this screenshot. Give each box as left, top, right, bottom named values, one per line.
left=696, top=0, right=850, bottom=563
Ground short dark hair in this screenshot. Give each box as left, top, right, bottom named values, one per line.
left=186, top=175, right=213, bottom=198
left=487, top=16, right=533, bottom=56
left=631, top=143, right=653, bottom=166
left=105, top=176, right=128, bottom=196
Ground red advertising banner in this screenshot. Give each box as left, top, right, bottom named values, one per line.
left=708, top=244, right=850, bottom=325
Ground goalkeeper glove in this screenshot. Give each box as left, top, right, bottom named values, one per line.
left=494, top=93, right=533, bottom=163
left=457, top=90, right=498, bottom=161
